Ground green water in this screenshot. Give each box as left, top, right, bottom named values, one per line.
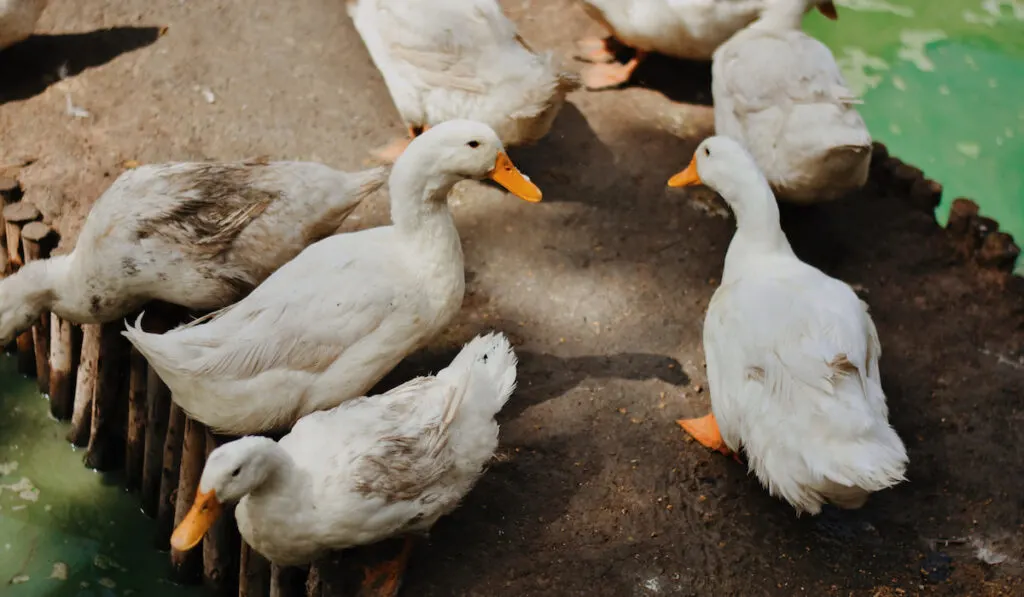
left=804, top=0, right=1024, bottom=272
left=0, top=356, right=202, bottom=597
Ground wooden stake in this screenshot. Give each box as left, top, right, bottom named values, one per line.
left=143, top=363, right=173, bottom=516
left=68, top=323, right=100, bottom=446
left=125, top=346, right=148, bottom=491
left=239, top=543, right=271, bottom=597
left=3, top=201, right=41, bottom=375
left=84, top=322, right=128, bottom=470
left=171, top=416, right=206, bottom=583
left=270, top=565, right=307, bottom=597
left=0, top=177, right=20, bottom=279
left=305, top=565, right=321, bottom=597
left=20, top=222, right=52, bottom=392
left=203, top=430, right=240, bottom=596
left=0, top=177, right=19, bottom=202
left=141, top=311, right=176, bottom=517
left=48, top=315, right=77, bottom=420
left=156, top=403, right=186, bottom=549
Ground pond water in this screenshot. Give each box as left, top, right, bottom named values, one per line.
left=804, top=0, right=1024, bottom=273
left=0, top=355, right=204, bottom=597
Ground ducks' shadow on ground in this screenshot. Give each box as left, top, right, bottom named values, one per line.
left=582, top=38, right=714, bottom=106
left=372, top=342, right=689, bottom=422
left=506, top=102, right=618, bottom=204
left=779, top=200, right=851, bottom=274
left=630, top=52, right=714, bottom=106
left=0, top=27, right=165, bottom=105
left=313, top=424, right=606, bottom=596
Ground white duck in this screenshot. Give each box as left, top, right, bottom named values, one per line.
left=347, top=0, right=580, bottom=161
left=0, top=159, right=387, bottom=346
left=169, top=332, right=517, bottom=597
left=124, top=120, right=541, bottom=435
left=0, top=0, right=47, bottom=50
left=712, top=0, right=871, bottom=203
left=668, top=136, right=907, bottom=514
left=575, top=0, right=837, bottom=89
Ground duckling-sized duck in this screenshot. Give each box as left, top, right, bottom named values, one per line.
left=0, top=159, right=387, bottom=346
left=0, top=0, right=47, bottom=50
left=124, top=120, right=541, bottom=435
left=667, top=136, right=907, bottom=514
left=575, top=0, right=837, bottom=90
left=169, top=331, right=517, bottom=596
left=712, top=0, right=870, bottom=203
left=347, top=0, right=580, bottom=161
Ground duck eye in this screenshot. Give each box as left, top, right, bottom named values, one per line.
left=704, top=147, right=711, bottom=157
left=467, top=140, right=480, bottom=148
left=231, top=467, right=242, bottom=477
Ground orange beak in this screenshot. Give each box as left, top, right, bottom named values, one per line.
left=170, top=488, right=223, bottom=552
left=667, top=156, right=702, bottom=188
left=818, top=1, right=838, bottom=20
left=489, top=152, right=542, bottom=202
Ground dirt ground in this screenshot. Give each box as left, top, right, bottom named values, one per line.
left=2, top=0, right=1023, bottom=596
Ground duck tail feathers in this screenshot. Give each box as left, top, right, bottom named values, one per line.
left=442, top=332, right=518, bottom=417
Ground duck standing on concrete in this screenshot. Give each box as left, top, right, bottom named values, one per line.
left=170, top=332, right=517, bottom=597
left=348, top=0, right=580, bottom=161
left=125, top=121, right=541, bottom=435
left=711, top=0, right=870, bottom=202
left=574, top=0, right=837, bottom=90
left=668, top=136, right=907, bottom=514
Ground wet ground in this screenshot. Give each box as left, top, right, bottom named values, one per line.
left=1, top=0, right=1023, bottom=596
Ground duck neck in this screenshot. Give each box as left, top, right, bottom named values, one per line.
left=721, top=177, right=795, bottom=283
left=3, top=255, right=66, bottom=312
left=751, top=0, right=807, bottom=31
left=387, top=152, right=465, bottom=268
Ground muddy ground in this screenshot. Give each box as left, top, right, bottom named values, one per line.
left=2, top=0, right=1023, bottom=595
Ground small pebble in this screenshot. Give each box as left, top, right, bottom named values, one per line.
left=50, top=562, right=68, bottom=580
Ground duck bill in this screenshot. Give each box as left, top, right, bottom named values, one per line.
left=818, top=1, right=838, bottom=20
left=170, top=488, right=223, bottom=552
left=667, top=157, right=702, bottom=188
left=489, top=152, right=542, bottom=203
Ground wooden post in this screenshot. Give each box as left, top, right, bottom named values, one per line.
left=68, top=323, right=101, bottom=446
left=3, top=201, right=41, bottom=375
left=125, top=346, right=148, bottom=491
left=270, top=565, right=307, bottom=597
left=143, top=364, right=173, bottom=516
left=142, top=312, right=175, bottom=517
left=0, top=176, right=17, bottom=277
left=203, top=430, right=240, bottom=596
left=171, top=416, right=206, bottom=583
left=20, top=221, right=52, bottom=393
left=48, top=315, right=77, bottom=420
left=305, top=565, right=321, bottom=597
left=239, top=543, right=271, bottom=597
left=156, top=403, right=186, bottom=548
left=85, top=322, right=128, bottom=470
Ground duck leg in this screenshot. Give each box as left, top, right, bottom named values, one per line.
left=574, top=36, right=615, bottom=63
left=581, top=50, right=646, bottom=91
left=356, top=536, right=414, bottom=597
left=369, top=125, right=430, bottom=163
left=677, top=413, right=742, bottom=463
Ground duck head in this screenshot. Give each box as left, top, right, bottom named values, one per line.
left=399, top=120, right=542, bottom=203
left=170, top=436, right=280, bottom=552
